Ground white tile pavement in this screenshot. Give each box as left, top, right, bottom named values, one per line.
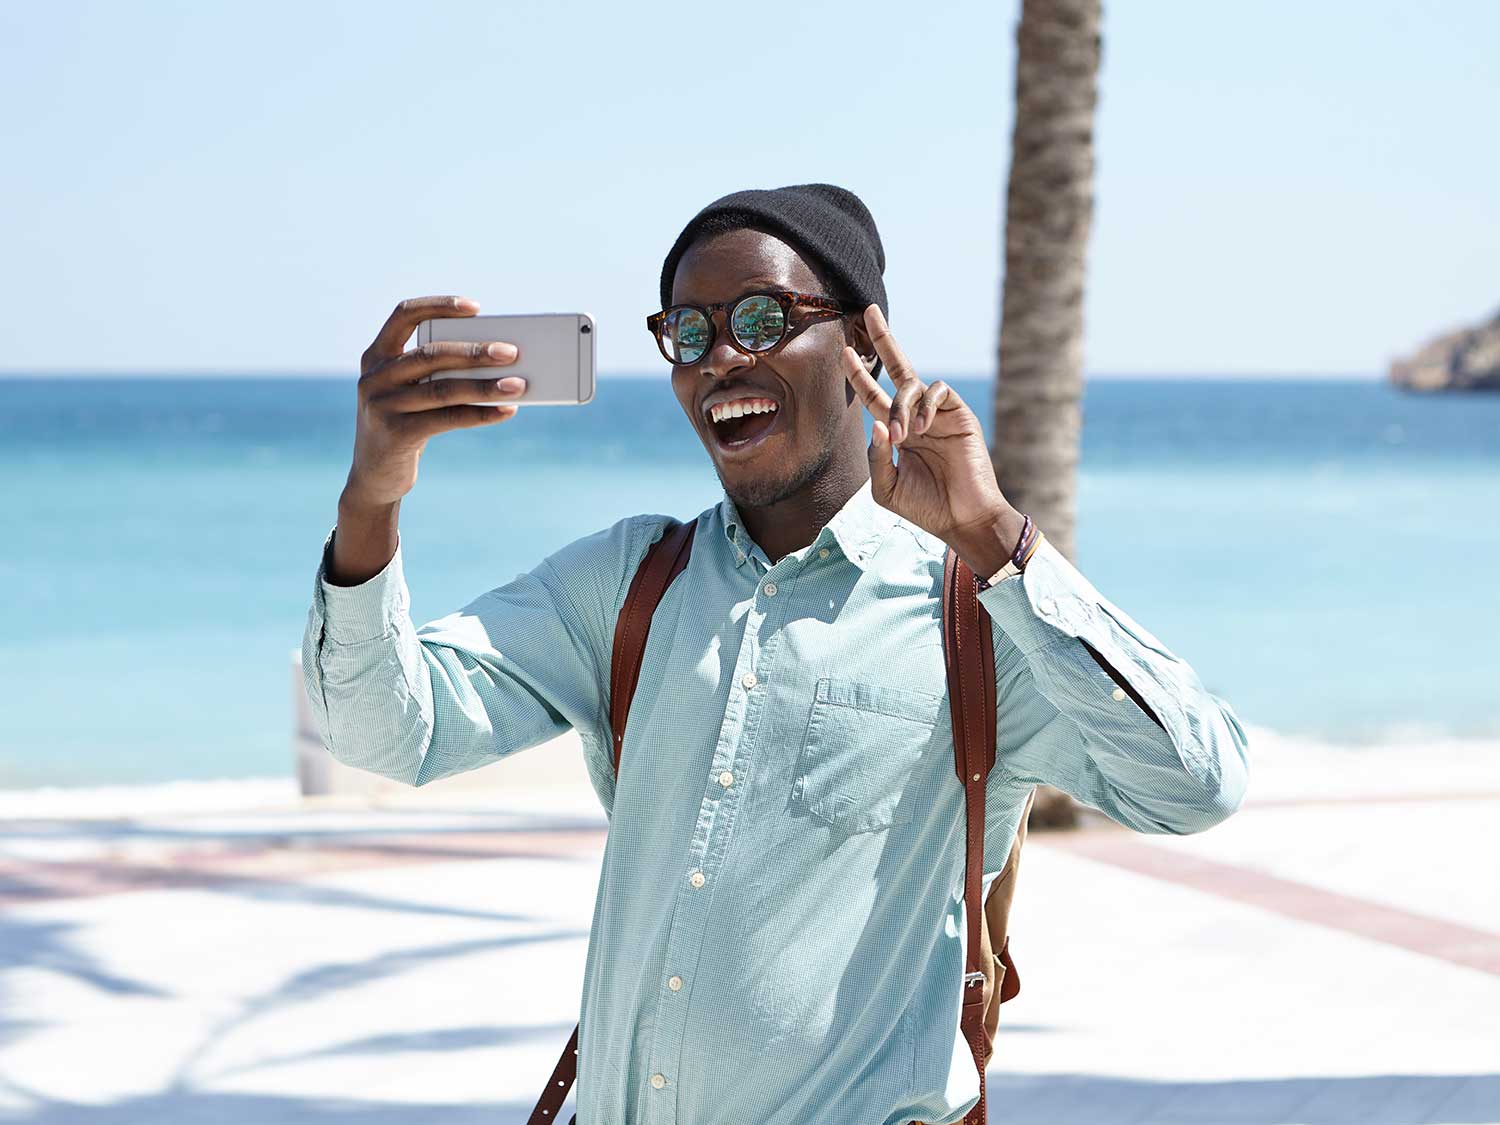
left=0, top=729, right=1496, bottom=1124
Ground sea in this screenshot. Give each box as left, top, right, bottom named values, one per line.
left=3, top=374, right=1498, bottom=791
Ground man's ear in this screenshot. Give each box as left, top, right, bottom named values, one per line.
left=845, top=314, right=881, bottom=380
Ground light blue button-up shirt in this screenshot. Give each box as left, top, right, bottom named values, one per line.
left=301, top=477, right=1250, bottom=1125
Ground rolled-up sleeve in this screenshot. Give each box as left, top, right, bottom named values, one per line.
left=977, top=534, right=1251, bottom=838
left=299, top=515, right=662, bottom=790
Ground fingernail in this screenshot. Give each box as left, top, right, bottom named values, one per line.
left=487, top=342, right=517, bottom=359
left=497, top=377, right=526, bottom=391
left=890, top=420, right=903, bottom=445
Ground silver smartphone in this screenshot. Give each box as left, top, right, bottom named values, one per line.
left=414, top=312, right=596, bottom=405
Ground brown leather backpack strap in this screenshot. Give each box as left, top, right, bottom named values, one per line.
left=608, top=518, right=695, bottom=773
left=528, top=517, right=695, bottom=1125
left=989, top=782, right=1036, bottom=1007
left=942, top=545, right=998, bottom=1125
left=526, top=1023, right=579, bottom=1125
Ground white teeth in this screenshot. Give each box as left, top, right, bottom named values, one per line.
left=709, top=399, right=779, bottom=424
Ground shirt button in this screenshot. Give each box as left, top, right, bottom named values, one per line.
left=1038, top=596, right=1056, bottom=616
left=668, top=975, right=683, bottom=991
left=718, top=770, right=734, bottom=788
left=741, top=671, right=758, bottom=690
left=689, top=870, right=705, bottom=888
left=1111, top=687, right=1127, bottom=702
left=651, top=1073, right=667, bottom=1089
left=819, top=548, right=830, bottom=559
left=763, top=581, right=778, bottom=596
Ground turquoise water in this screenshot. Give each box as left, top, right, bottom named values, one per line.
left=4, top=374, right=1498, bottom=788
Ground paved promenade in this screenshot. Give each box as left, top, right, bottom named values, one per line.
left=1, top=729, right=1497, bottom=1124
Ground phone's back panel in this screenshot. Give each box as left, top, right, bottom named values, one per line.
left=415, top=312, right=596, bottom=405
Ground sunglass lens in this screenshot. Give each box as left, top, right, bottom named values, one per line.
left=731, top=295, right=786, bottom=352
left=662, top=308, right=712, bottom=364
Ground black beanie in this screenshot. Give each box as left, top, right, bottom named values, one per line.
left=658, top=183, right=888, bottom=323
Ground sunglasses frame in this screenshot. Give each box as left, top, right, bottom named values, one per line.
left=645, top=289, right=851, bottom=366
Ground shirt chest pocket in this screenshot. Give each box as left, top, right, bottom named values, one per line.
left=792, top=676, right=947, bottom=834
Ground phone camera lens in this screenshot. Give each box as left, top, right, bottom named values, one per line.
left=580, top=323, right=592, bottom=334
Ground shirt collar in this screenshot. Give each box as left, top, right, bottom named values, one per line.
left=717, top=477, right=901, bottom=571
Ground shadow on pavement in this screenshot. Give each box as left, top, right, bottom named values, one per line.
left=984, top=1070, right=1500, bottom=1124
left=1, top=1073, right=1496, bottom=1124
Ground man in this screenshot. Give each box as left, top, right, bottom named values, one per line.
left=302, top=183, right=1250, bottom=1125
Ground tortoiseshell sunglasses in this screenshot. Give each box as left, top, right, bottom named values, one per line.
left=645, top=289, right=852, bottom=366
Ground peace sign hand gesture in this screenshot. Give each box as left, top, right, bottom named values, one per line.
left=841, top=305, right=1028, bottom=579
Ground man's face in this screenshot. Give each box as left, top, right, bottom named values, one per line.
left=668, top=227, right=874, bottom=509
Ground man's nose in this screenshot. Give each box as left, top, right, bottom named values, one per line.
left=698, top=313, right=753, bottom=379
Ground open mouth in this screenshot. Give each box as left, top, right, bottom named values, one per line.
left=706, top=398, right=782, bottom=456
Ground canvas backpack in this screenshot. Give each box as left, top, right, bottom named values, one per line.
left=528, top=518, right=1035, bottom=1125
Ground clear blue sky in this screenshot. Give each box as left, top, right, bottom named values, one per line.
left=2, top=1, right=1496, bottom=377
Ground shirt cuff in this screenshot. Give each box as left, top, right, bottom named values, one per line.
left=975, top=534, right=1096, bottom=655
left=312, top=524, right=410, bottom=644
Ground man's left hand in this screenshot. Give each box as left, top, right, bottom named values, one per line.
left=840, top=304, right=1028, bottom=578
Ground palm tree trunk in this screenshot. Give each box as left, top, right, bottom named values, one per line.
left=994, top=0, right=1101, bottom=564
left=993, top=0, right=1102, bottom=830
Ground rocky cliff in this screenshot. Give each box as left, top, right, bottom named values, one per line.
left=1389, top=307, right=1500, bottom=391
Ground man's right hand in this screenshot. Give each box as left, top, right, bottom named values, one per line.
left=326, top=296, right=526, bottom=586
left=342, top=295, right=528, bottom=511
